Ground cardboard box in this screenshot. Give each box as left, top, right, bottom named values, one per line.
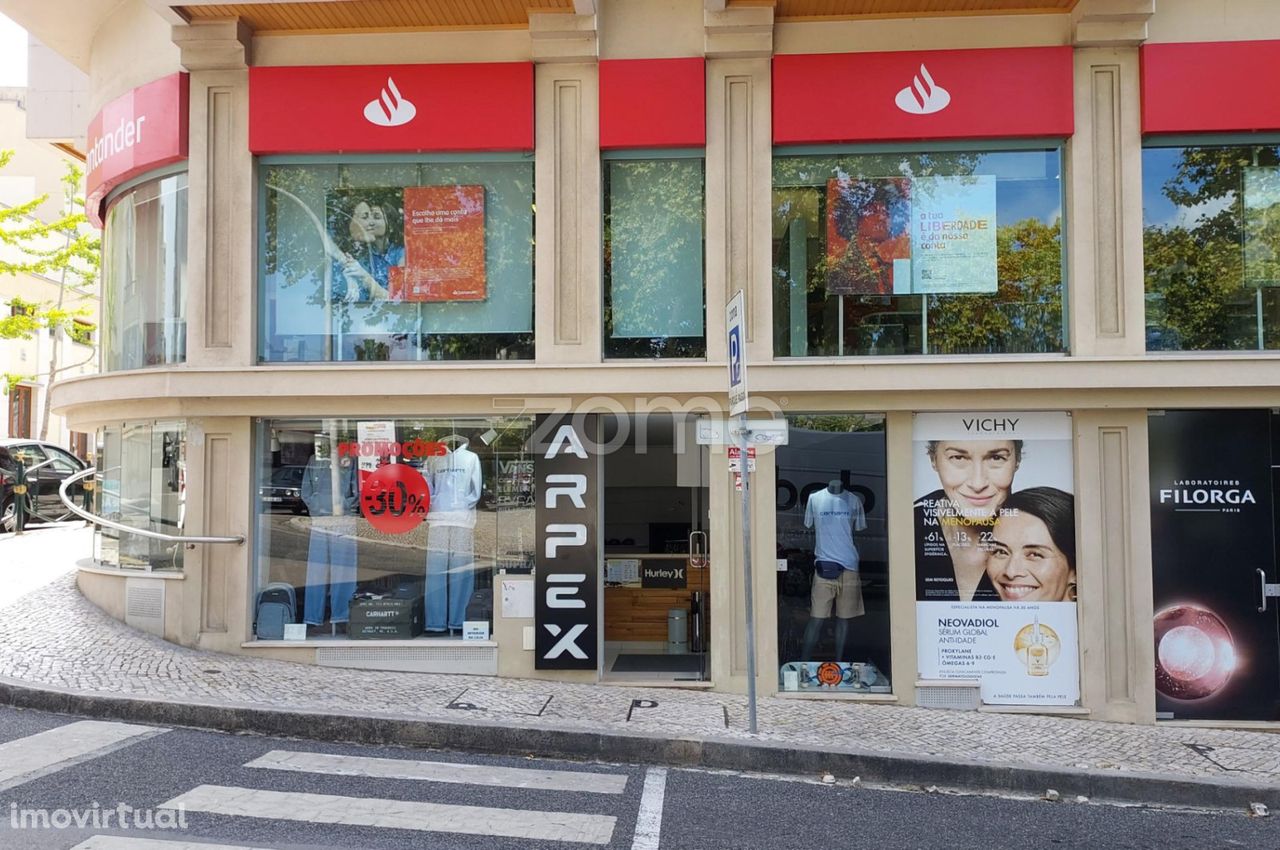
left=349, top=596, right=423, bottom=640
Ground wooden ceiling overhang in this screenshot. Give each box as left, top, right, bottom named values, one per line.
left=177, top=0, right=1078, bottom=35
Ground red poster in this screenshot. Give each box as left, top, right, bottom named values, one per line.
left=825, top=177, right=911, bottom=296
left=390, top=185, right=487, bottom=302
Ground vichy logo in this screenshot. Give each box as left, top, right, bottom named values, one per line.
left=894, top=64, right=951, bottom=115
left=363, top=77, right=417, bottom=127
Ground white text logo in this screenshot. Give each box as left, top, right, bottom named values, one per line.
left=895, top=64, right=951, bottom=115
left=363, top=77, right=417, bottom=127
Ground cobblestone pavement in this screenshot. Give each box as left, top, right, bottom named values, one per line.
left=2, top=528, right=1280, bottom=790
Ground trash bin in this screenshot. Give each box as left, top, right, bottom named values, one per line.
left=667, top=608, right=689, bottom=654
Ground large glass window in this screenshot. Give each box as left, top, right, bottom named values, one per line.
left=260, top=158, right=534, bottom=363
left=94, top=421, right=186, bottom=571
left=603, top=154, right=706, bottom=357
left=772, top=148, right=1065, bottom=356
left=254, top=416, right=535, bottom=640
left=101, top=173, right=188, bottom=371
left=1143, top=143, right=1280, bottom=351
left=775, top=414, right=891, bottom=693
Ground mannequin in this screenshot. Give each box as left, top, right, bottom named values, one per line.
left=424, top=434, right=483, bottom=633
left=301, top=435, right=360, bottom=634
left=800, top=480, right=868, bottom=662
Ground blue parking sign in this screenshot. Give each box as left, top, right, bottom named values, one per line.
left=726, top=290, right=748, bottom=415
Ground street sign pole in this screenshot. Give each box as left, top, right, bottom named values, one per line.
left=726, top=290, right=758, bottom=734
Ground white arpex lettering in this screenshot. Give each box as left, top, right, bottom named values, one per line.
left=545, top=523, right=586, bottom=558
left=545, top=473, right=587, bottom=509
left=544, top=425, right=587, bottom=460
left=546, top=573, right=587, bottom=609
left=543, top=623, right=589, bottom=659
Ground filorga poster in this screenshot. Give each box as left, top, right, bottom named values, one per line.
left=913, top=412, right=1079, bottom=705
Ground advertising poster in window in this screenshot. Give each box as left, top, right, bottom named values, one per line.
left=910, top=175, right=997, bottom=295
left=825, top=177, right=911, bottom=296
left=325, top=185, right=486, bottom=303
left=1149, top=409, right=1280, bottom=721
left=1243, top=167, right=1280, bottom=287
left=913, top=411, right=1079, bottom=705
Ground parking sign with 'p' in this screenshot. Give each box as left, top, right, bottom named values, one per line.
left=726, top=290, right=748, bottom=416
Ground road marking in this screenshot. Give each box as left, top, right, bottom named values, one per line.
left=246, top=749, right=628, bottom=794
left=72, top=838, right=276, bottom=850
left=160, top=785, right=617, bottom=845
left=0, top=720, right=166, bottom=792
left=631, top=767, right=667, bottom=850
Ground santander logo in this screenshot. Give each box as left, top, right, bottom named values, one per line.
left=363, top=77, right=417, bottom=127
left=894, top=64, right=951, bottom=115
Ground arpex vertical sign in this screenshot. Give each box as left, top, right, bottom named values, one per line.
left=84, top=73, right=189, bottom=228
left=534, top=415, right=599, bottom=670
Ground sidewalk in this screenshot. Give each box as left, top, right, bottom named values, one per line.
left=1, top=527, right=1278, bottom=811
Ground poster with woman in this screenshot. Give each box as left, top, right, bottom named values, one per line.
left=325, top=187, right=406, bottom=302
left=913, top=411, right=1079, bottom=705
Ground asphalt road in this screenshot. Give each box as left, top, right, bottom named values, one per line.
left=0, top=705, right=1275, bottom=850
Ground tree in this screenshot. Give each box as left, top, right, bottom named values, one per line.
left=0, top=151, right=100, bottom=439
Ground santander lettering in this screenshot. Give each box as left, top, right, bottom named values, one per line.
left=87, top=116, right=146, bottom=176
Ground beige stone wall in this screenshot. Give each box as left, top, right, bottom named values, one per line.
left=87, top=0, right=180, bottom=112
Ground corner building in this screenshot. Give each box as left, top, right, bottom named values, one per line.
left=15, top=0, right=1280, bottom=726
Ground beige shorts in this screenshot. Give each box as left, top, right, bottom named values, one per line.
left=810, top=569, right=865, bottom=619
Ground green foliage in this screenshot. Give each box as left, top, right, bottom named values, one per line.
left=2, top=373, right=32, bottom=395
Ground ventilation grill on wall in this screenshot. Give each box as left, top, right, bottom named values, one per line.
left=316, top=644, right=497, bottom=675
left=915, top=679, right=981, bottom=711
left=124, top=578, right=165, bottom=637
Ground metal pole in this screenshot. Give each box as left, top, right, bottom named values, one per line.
left=738, top=414, right=758, bottom=734
left=13, top=461, right=26, bottom=535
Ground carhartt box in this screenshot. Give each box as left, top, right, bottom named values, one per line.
left=349, top=597, right=423, bottom=640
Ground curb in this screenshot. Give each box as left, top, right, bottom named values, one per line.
left=0, top=675, right=1275, bottom=811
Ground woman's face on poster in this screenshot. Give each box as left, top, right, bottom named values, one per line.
left=931, top=440, right=1018, bottom=517
left=986, top=511, right=1075, bottom=602
left=348, top=200, right=387, bottom=244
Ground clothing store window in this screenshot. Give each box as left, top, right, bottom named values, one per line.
left=253, top=416, right=535, bottom=640
left=101, top=172, right=188, bottom=371
left=1143, top=142, right=1280, bottom=351
left=775, top=414, right=891, bottom=692
left=772, top=147, right=1065, bottom=357
left=603, top=153, right=706, bottom=358
left=94, top=421, right=187, bottom=571
left=259, top=157, right=534, bottom=363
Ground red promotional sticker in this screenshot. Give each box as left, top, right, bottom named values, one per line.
left=360, top=463, right=430, bottom=535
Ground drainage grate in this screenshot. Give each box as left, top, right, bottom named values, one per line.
left=124, top=578, right=165, bottom=636
left=316, top=644, right=497, bottom=675
left=915, top=679, right=981, bottom=711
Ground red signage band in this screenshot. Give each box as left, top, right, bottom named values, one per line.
left=85, top=73, right=189, bottom=228
left=772, top=46, right=1073, bottom=145
left=1142, top=41, right=1280, bottom=135
left=249, top=63, right=534, bottom=155
left=600, top=58, right=705, bottom=150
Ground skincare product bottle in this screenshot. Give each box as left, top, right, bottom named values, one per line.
left=1027, top=617, right=1049, bottom=677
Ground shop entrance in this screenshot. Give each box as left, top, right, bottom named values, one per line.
left=1150, top=409, right=1280, bottom=721
left=600, top=414, right=711, bottom=683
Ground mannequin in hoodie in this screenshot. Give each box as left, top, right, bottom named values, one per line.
left=424, top=435, right=483, bottom=633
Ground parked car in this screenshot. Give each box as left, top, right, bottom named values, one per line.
left=259, top=465, right=309, bottom=515
left=0, top=439, right=89, bottom=532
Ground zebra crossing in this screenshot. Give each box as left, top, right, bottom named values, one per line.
left=0, top=713, right=665, bottom=849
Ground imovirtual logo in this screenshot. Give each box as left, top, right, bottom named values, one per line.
left=895, top=64, right=951, bottom=115
left=364, top=77, right=417, bottom=127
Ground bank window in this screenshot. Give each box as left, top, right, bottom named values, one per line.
left=253, top=416, right=535, bottom=640
left=772, top=147, right=1065, bottom=357
left=1143, top=142, right=1280, bottom=351
left=775, top=414, right=891, bottom=693
left=94, top=421, right=187, bottom=571
left=259, top=157, right=534, bottom=363
left=603, top=152, right=706, bottom=358
left=101, top=172, right=188, bottom=371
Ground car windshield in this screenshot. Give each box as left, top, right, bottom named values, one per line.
left=270, top=466, right=304, bottom=487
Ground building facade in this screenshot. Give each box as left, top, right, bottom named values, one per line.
left=8, top=0, right=1280, bottom=726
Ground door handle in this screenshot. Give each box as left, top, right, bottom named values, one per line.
left=1260, top=568, right=1269, bottom=614
left=689, top=530, right=707, bottom=568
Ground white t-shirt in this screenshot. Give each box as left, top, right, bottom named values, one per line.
left=804, top=488, right=867, bottom=570
left=426, top=446, right=483, bottom=528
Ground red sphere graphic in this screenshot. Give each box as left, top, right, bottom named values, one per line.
left=359, top=463, right=430, bottom=535
left=1154, top=605, right=1236, bottom=701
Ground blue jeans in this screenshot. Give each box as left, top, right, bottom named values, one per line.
left=425, top=524, right=475, bottom=631
left=304, top=517, right=358, bottom=625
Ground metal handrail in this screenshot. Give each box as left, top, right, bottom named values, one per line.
left=58, top=466, right=245, bottom=546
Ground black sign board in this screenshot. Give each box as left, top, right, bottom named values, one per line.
left=1149, top=409, right=1280, bottom=721
left=641, top=562, right=687, bottom=589
left=534, top=414, right=599, bottom=670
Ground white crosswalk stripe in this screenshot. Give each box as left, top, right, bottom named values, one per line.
left=71, top=838, right=274, bottom=850
left=159, top=784, right=618, bottom=845
left=0, top=720, right=166, bottom=792
left=245, top=749, right=629, bottom=794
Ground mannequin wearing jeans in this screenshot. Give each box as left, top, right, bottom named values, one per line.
left=301, top=444, right=360, bottom=627
left=424, top=438, right=483, bottom=632
left=801, top=481, right=868, bottom=661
